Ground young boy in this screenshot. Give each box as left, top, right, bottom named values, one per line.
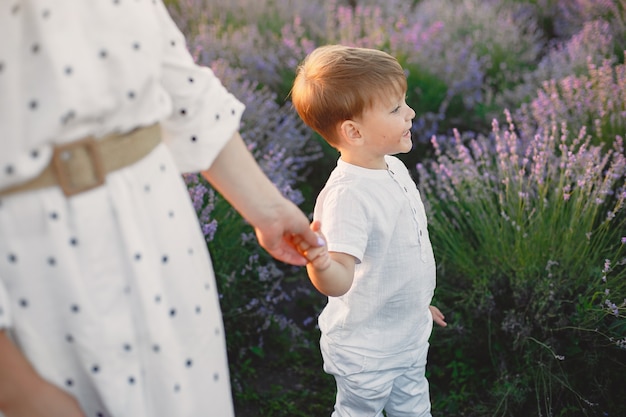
left=290, top=45, right=447, bottom=417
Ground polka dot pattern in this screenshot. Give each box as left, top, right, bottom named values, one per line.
left=0, top=1, right=245, bottom=416
left=0, top=146, right=236, bottom=417
left=0, top=0, right=245, bottom=192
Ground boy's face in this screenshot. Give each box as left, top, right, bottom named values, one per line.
left=356, top=92, right=416, bottom=158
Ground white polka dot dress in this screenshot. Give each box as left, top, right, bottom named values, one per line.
left=0, top=1, right=244, bottom=416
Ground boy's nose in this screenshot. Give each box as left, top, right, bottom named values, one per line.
left=407, top=106, right=416, bottom=120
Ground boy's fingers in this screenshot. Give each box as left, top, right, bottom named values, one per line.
left=311, top=220, right=322, bottom=233
left=297, top=222, right=324, bottom=248
left=291, top=230, right=325, bottom=252
left=302, top=246, right=321, bottom=261
left=292, top=235, right=311, bottom=253
left=290, top=221, right=327, bottom=263
left=310, top=222, right=326, bottom=246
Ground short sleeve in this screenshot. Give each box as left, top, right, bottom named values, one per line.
left=154, top=2, right=245, bottom=173
left=315, top=187, right=368, bottom=263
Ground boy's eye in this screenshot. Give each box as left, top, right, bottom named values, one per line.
left=391, top=105, right=400, bottom=113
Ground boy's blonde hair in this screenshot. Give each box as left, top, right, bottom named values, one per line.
left=291, top=45, right=407, bottom=146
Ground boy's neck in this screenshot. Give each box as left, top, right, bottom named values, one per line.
left=339, top=152, right=388, bottom=170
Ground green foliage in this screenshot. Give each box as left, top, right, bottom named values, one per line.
left=184, top=173, right=332, bottom=415
left=230, top=284, right=335, bottom=417
left=413, top=0, right=544, bottom=104
left=404, top=63, right=448, bottom=117
left=168, top=0, right=626, bottom=415
left=419, top=113, right=626, bottom=415
left=187, top=181, right=324, bottom=405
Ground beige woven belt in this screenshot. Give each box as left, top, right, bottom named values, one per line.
left=0, top=123, right=161, bottom=198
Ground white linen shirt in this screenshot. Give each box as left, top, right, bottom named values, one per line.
left=0, top=1, right=245, bottom=416
left=316, top=156, right=436, bottom=375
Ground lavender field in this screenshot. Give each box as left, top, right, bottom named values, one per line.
left=166, top=0, right=626, bottom=415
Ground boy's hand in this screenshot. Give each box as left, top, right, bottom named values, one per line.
left=429, top=305, right=447, bottom=327
left=293, top=221, right=331, bottom=271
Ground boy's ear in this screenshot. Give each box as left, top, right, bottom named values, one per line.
left=339, top=120, right=363, bottom=145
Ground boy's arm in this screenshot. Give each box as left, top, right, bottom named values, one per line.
left=0, top=331, right=85, bottom=417
left=297, top=221, right=355, bottom=297
left=306, top=251, right=355, bottom=297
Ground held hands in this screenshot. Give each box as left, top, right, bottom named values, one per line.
left=253, top=200, right=325, bottom=266
left=200, top=132, right=324, bottom=267
left=292, top=221, right=355, bottom=297
left=292, top=220, right=331, bottom=271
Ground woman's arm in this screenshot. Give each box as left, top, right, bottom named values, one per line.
left=201, top=131, right=322, bottom=266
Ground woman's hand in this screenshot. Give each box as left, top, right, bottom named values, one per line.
left=253, top=201, right=325, bottom=266
left=0, top=332, right=85, bottom=417
left=2, top=379, right=86, bottom=417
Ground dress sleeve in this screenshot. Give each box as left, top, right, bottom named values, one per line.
left=154, top=2, right=245, bottom=174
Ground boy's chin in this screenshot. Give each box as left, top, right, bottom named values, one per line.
left=398, top=143, right=414, bottom=154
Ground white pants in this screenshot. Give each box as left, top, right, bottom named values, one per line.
left=327, top=343, right=432, bottom=417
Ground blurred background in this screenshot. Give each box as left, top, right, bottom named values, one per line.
left=166, top=1, right=625, bottom=415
